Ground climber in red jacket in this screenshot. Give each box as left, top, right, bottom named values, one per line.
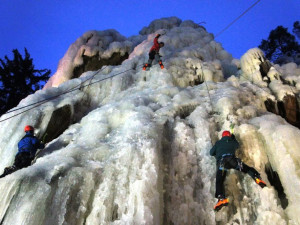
left=143, top=34, right=165, bottom=70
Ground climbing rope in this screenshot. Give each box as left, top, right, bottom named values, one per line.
left=0, top=63, right=144, bottom=123
left=5, top=66, right=107, bottom=115
left=215, top=0, right=262, bottom=38
left=79, top=66, right=108, bottom=102
left=200, top=0, right=263, bottom=113
left=200, top=64, right=215, bottom=113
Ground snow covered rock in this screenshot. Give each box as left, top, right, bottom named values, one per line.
left=139, top=17, right=183, bottom=35
left=241, top=48, right=300, bottom=128
left=44, top=30, right=133, bottom=88
left=45, top=18, right=234, bottom=90
left=240, top=48, right=273, bottom=84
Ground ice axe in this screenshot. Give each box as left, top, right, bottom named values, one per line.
left=42, top=133, right=48, bottom=143
left=31, top=133, right=48, bottom=165
left=230, top=123, right=235, bottom=134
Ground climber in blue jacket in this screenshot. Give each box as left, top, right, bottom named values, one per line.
left=210, top=130, right=266, bottom=211
left=0, top=125, right=45, bottom=178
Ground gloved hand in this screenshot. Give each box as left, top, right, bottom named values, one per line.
left=156, top=34, right=161, bottom=38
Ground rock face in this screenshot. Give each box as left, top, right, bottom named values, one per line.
left=241, top=48, right=300, bottom=128
left=277, top=94, right=300, bottom=128
left=40, top=104, right=72, bottom=143
left=265, top=94, right=300, bottom=129
left=1, top=17, right=300, bottom=225
left=73, top=52, right=129, bottom=78
left=44, top=30, right=134, bottom=88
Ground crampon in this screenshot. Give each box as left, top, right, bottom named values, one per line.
left=159, top=61, right=164, bottom=69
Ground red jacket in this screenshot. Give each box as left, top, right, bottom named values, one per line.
left=149, top=35, right=161, bottom=53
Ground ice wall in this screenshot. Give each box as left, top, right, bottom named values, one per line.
left=0, top=17, right=299, bottom=225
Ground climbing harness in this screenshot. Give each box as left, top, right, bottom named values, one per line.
left=236, top=157, right=243, bottom=171
left=218, top=154, right=243, bottom=172
left=218, top=153, right=233, bottom=171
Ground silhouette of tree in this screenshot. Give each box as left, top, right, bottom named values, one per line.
left=0, top=48, right=51, bottom=114
left=293, top=21, right=300, bottom=39
left=259, top=25, right=300, bottom=63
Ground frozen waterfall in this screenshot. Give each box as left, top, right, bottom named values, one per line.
left=0, top=17, right=300, bottom=225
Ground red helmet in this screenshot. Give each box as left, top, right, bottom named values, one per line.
left=222, top=130, right=231, bottom=137
left=24, top=125, right=34, bottom=132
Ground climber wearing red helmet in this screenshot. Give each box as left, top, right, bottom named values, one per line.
left=24, top=125, right=34, bottom=132
left=0, top=125, right=45, bottom=178
left=210, top=130, right=266, bottom=211
left=221, top=130, right=231, bottom=137
left=143, top=34, right=165, bottom=71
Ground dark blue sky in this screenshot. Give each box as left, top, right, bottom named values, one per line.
left=0, top=0, right=299, bottom=75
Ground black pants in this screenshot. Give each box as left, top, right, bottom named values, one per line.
left=147, top=51, right=162, bottom=65
left=0, top=152, right=32, bottom=178
left=14, top=152, right=32, bottom=168
left=215, top=155, right=260, bottom=198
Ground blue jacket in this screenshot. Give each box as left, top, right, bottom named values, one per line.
left=17, top=132, right=45, bottom=158
left=210, top=135, right=239, bottom=162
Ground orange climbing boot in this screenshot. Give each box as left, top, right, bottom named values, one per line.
left=214, top=198, right=229, bottom=211
left=159, top=61, right=164, bottom=69
left=143, top=64, right=148, bottom=71
left=255, top=178, right=266, bottom=188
